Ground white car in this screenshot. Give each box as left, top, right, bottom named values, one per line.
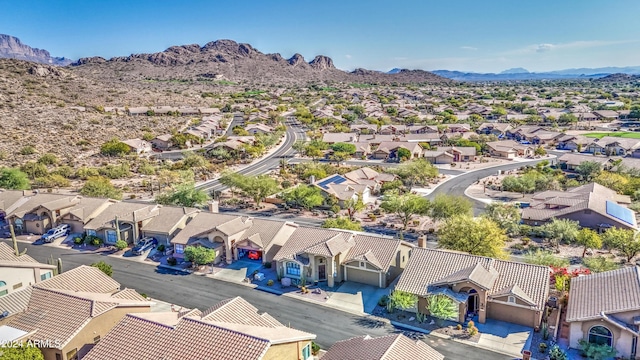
left=41, top=224, right=71, bottom=243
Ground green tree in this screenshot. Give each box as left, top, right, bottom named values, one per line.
left=427, top=294, right=458, bottom=321
left=523, top=249, right=569, bottom=267
left=430, top=194, right=472, bottom=221
left=0, top=168, right=30, bottom=190
left=541, top=218, right=580, bottom=250
left=281, top=185, right=324, bottom=210
left=558, top=113, right=578, bottom=125
left=331, top=142, right=356, bottom=154
left=576, top=161, right=602, bottom=182
left=388, top=158, right=438, bottom=186
left=601, top=228, right=640, bottom=262
left=344, top=193, right=365, bottom=220
left=80, top=176, right=122, bottom=200
left=582, top=256, right=620, bottom=273
left=576, top=228, right=602, bottom=258
left=380, top=192, right=431, bottom=230
left=396, top=148, right=411, bottom=162
left=0, top=344, right=44, bottom=359
left=322, top=216, right=363, bottom=231
left=239, top=175, right=279, bottom=206
left=156, top=183, right=210, bottom=207
left=20, top=161, right=48, bottom=180
left=387, top=290, right=417, bottom=313
left=534, top=146, right=547, bottom=156
left=484, top=202, right=521, bottom=234
left=100, top=138, right=131, bottom=156
left=91, top=260, right=113, bottom=277
left=437, top=215, right=507, bottom=258
left=184, top=245, right=217, bottom=265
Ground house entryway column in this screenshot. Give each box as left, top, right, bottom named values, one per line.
left=327, top=256, right=335, bottom=287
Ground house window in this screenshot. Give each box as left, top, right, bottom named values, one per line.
left=93, top=336, right=101, bottom=344
left=302, top=343, right=311, bottom=360
left=0, top=289, right=7, bottom=296
left=507, top=296, right=516, bottom=304
left=286, top=262, right=301, bottom=276
left=13, top=283, right=22, bottom=290
left=175, top=244, right=184, bottom=254
left=588, top=326, right=613, bottom=346
left=0, top=281, right=5, bottom=287
left=86, top=229, right=97, bottom=237
left=360, top=261, right=365, bottom=268
left=41, top=272, right=52, bottom=281
left=402, top=255, right=406, bottom=263
left=66, top=348, right=78, bottom=360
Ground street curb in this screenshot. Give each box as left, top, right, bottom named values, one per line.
left=202, top=273, right=258, bottom=289
left=390, top=320, right=432, bottom=334
left=158, top=264, right=192, bottom=273
left=255, top=286, right=284, bottom=295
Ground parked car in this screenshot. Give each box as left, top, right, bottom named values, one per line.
left=40, top=224, right=71, bottom=243
left=132, top=237, right=158, bottom=256
left=247, top=250, right=261, bottom=260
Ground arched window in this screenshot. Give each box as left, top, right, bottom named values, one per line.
left=588, top=326, right=613, bottom=346
left=0, top=281, right=5, bottom=287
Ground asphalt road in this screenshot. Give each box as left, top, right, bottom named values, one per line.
left=195, top=123, right=306, bottom=194
left=7, top=240, right=512, bottom=360
left=426, top=157, right=555, bottom=215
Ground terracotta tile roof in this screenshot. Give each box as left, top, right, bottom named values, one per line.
left=6, top=193, right=79, bottom=218
left=431, top=263, right=499, bottom=290
left=84, top=201, right=160, bottom=230
left=273, top=227, right=353, bottom=261
left=34, top=265, right=121, bottom=293
left=0, top=287, right=32, bottom=316
left=65, top=197, right=116, bottom=222
left=83, top=296, right=315, bottom=360
left=344, top=235, right=408, bottom=272
left=395, top=248, right=549, bottom=310
left=0, top=242, right=46, bottom=264
left=322, top=334, right=444, bottom=360
left=490, top=284, right=536, bottom=305
left=141, top=205, right=199, bottom=235
left=0, top=190, right=29, bottom=214
left=567, top=267, right=640, bottom=322
left=170, top=212, right=242, bottom=245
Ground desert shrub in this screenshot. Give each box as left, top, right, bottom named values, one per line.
left=167, top=257, right=178, bottom=266
left=73, top=237, right=83, bottom=245
left=311, top=342, right=320, bottom=355
left=19, top=145, right=36, bottom=155
left=267, top=279, right=274, bottom=286
left=156, top=244, right=166, bottom=252
left=115, top=240, right=128, bottom=250
left=378, top=295, right=389, bottom=307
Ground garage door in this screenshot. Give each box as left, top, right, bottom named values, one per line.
left=346, top=268, right=380, bottom=287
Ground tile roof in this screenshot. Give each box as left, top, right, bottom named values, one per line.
left=65, top=197, right=116, bottom=222
left=170, top=212, right=242, bottom=245
left=83, top=296, right=315, bottom=360
left=0, top=190, right=29, bottom=214
left=431, top=263, right=499, bottom=290
left=0, top=242, right=46, bottom=265
left=344, top=235, right=408, bottom=272
left=322, top=334, right=444, bottom=360
left=395, top=248, right=549, bottom=310
left=567, top=267, right=640, bottom=322
left=7, top=193, right=79, bottom=218
left=34, top=265, right=121, bottom=293
left=141, top=205, right=199, bottom=235
left=0, top=287, right=32, bottom=316
left=84, top=201, right=160, bottom=230
left=273, top=227, right=353, bottom=261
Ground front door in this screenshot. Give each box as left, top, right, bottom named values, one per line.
left=318, top=264, right=326, bottom=281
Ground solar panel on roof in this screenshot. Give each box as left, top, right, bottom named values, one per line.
left=605, top=201, right=635, bottom=226
left=317, top=175, right=347, bottom=190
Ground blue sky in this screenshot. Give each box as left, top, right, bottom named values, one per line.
left=3, top=0, right=639, bottom=72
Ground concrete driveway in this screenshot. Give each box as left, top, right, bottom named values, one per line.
left=326, top=282, right=391, bottom=315
left=474, top=319, right=532, bottom=358
left=212, top=258, right=263, bottom=283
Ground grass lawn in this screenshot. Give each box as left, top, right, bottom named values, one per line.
left=583, top=132, right=640, bottom=139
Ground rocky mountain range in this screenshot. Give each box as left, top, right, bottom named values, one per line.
left=0, top=34, right=72, bottom=66
left=70, top=39, right=449, bottom=85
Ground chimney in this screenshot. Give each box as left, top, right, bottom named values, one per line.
left=208, top=200, right=219, bottom=213
left=417, top=235, right=427, bottom=249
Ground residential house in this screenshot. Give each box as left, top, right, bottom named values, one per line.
left=170, top=213, right=298, bottom=265
left=0, top=190, right=31, bottom=222
left=83, top=202, right=161, bottom=244
left=322, top=132, right=357, bottom=144
left=140, top=206, right=200, bottom=246
left=400, top=133, right=444, bottom=145
left=57, top=197, right=117, bottom=234
left=5, top=193, right=82, bottom=235
left=313, top=174, right=371, bottom=206
left=127, top=107, right=150, bottom=116
left=527, top=130, right=564, bottom=145
left=350, top=124, right=378, bottom=134
left=245, top=123, right=274, bottom=135
left=322, top=334, right=444, bottom=360
left=150, top=106, right=177, bottom=115
left=151, top=134, right=173, bottom=150
left=521, top=183, right=637, bottom=230
left=274, top=228, right=412, bottom=288
left=422, top=150, right=454, bottom=164
left=0, top=265, right=151, bottom=360
left=586, top=136, right=640, bottom=156
left=373, top=142, right=423, bottom=161
left=558, top=153, right=613, bottom=171
left=122, top=139, right=152, bottom=154
left=379, top=125, right=407, bottom=135
left=352, top=142, right=372, bottom=158
left=566, top=267, right=640, bottom=359
left=359, top=134, right=399, bottom=147
left=0, top=242, right=56, bottom=296
left=408, top=125, right=439, bottom=134
left=593, top=110, right=620, bottom=120
left=343, top=167, right=395, bottom=194
left=506, top=126, right=543, bottom=141
left=437, top=146, right=477, bottom=162
left=486, top=140, right=533, bottom=159
left=82, top=297, right=316, bottom=360
left=556, top=135, right=592, bottom=151
left=394, top=248, right=549, bottom=328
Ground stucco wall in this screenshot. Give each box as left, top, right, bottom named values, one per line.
left=1, top=267, right=50, bottom=295
left=263, top=340, right=311, bottom=360
left=569, top=316, right=639, bottom=359
left=486, top=301, right=539, bottom=328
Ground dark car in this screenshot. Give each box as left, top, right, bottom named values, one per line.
left=132, top=237, right=157, bottom=256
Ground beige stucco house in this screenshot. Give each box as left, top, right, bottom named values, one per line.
left=394, top=248, right=549, bottom=328
left=567, top=267, right=640, bottom=359
left=0, top=242, right=55, bottom=297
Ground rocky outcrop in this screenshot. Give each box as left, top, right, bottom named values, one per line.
left=309, top=55, right=334, bottom=70
left=0, top=34, right=73, bottom=66
left=73, top=56, right=106, bottom=65
left=28, top=64, right=67, bottom=77
left=288, top=53, right=307, bottom=67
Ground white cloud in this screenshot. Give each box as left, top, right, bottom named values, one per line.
left=345, top=54, right=352, bottom=59
left=535, top=44, right=554, bottom=52
left=460, top=46, right=478, bottom=51
left=506, top=39, right=636, bottom=55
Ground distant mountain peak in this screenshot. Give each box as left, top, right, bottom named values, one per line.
left=0, top=34, right=73, bottom=66
left=387, top=68, right=403, bottom=74
left=500, top=67, right=529, bottom=74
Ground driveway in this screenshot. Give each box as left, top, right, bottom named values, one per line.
left=326, top=281, right=391, bottom=314
left=212, top=258, right=263, bottom=283
left=474, top=319, right=532, bottom=358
